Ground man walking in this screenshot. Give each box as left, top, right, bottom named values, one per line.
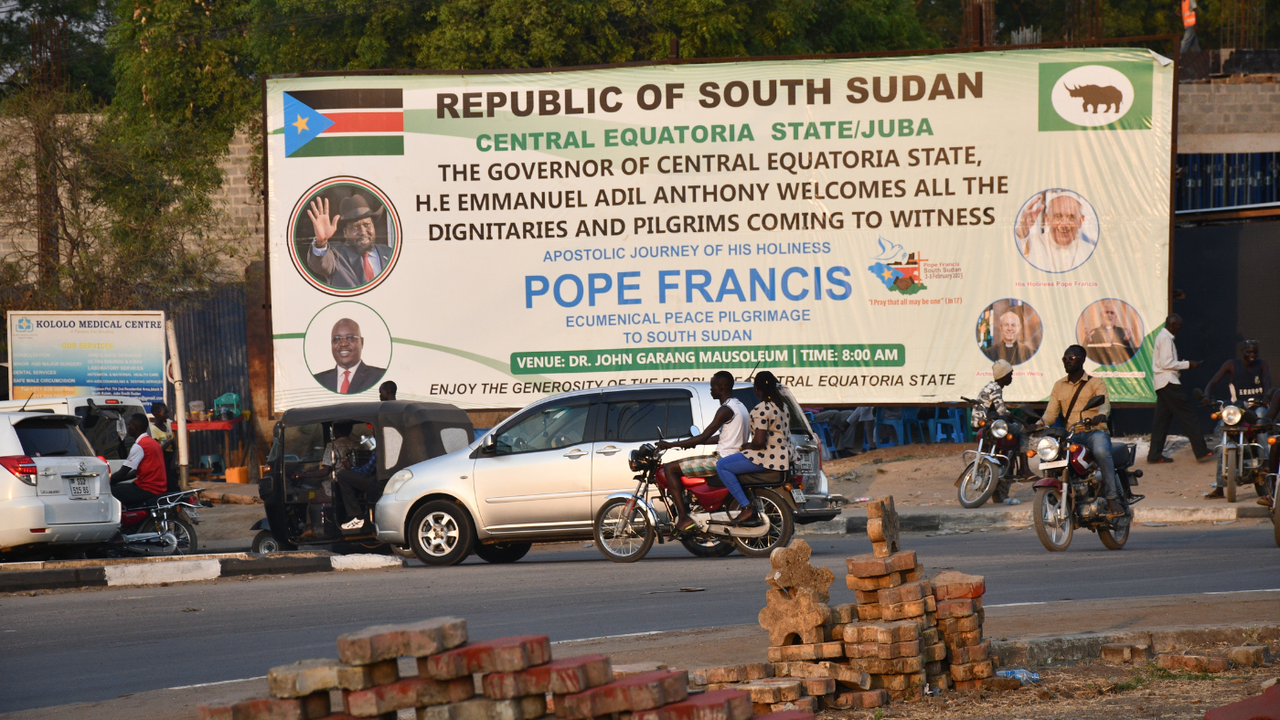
left=1148, top=314, right=1212, bottom=464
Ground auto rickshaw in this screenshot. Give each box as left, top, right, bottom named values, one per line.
left=255, top=401, right=473, bottom=553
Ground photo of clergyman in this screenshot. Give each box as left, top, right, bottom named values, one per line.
left=976, top=299, right=1043, bottom=365
left=1076, top=298, right=1145, bottom=366
left=1013, top=188, right=1099, bottom=273
left=304, top=302, right=391, bottom=395
left=293, top=182, right=398, bottom=292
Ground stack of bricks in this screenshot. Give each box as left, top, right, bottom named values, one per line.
left=932, top=570, right=992, bottom=691
left=751, top=540, right=885, bottom=711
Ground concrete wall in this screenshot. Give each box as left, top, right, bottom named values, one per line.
left=1177, top=78, right=1280, bottom=153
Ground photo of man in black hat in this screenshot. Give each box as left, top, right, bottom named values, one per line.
left=303, top=191, right=395, bottom=290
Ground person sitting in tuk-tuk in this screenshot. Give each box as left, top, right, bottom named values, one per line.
left=335, top=447, right=379, bottom=531
left=294, top=421, right=358, bottom=483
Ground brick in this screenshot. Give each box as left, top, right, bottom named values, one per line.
left=853, top=589, right=880, bottom=605
left=947, top=629, right=984, bottom=649
left=842, top=620, right=920, bottom=645
left=817, top=641, right=844, bottom=659
left=614, top=662, right=669, bottom=678
left=878, top=580, right=931, bottom=606
left=197, top=707, right=234, bottom=720
left=422, top=636, right=551, bottom=679
left=888, top=685, right=925, bottom=702
left=938, top=614, right=981, bottom=634
left=702, top=662, right=771, bottom=684
left=1101, top=644, right=1138, bottom=664
left=844, top=642, right=879, bottom=659
left=921, top=627, right=939, bottom=645
left=769, top=696, right=817, bottom=713
left=416, top=678, right=477, bottom=707
left=931, top=571, right=986, bottom=600
left=559, top=670, right=688, bottom=718
left=880, top=599, right=927, bottom=622
left=801, top=677, right=836, bottom=695
left=344, top=678, right=422, bottom=716
left=418, top=696, right=545, bottom=720
left=949, top=660, right=994, bottom=682
left=935, top=598, right=978, bottom=619
left=953, top=679, right=985, bottom=691
left=765, top=540, right=835, bottom=602
left=927, top=673, right=952, bottom=692
left=227, top=698, right=306, bottom=720
left=758, top=588, right=831, bottom=647
left=903, top=566, right=924, bottom=582
left=630, top=688, right=753, bottom=720
left=831, top=688, right=888, bottom=709
left=1156, top=654, right=1231, bottom=674
left=949, top=640, right=990, bottom=664
left=752, top=709, right=816, bottom=720
left=847, top=656, right=923, bottom=675
left=269, top=659, right=342, bottom=698
left=776, top=662, right=822, bottom=678
left=924, top=660, right=944, bottom=676
left=767, top=644, right=818, bottom=662
left=1227, top=646, right=1271, bottom=667
left=820, top=662, right=871, bottom=690
left=826, top=623, right=848, bottom=642
left=845, top=571, right=902, bottom=591
left=924, top=642, right=947, bottom=662
left=876, top=639, right=924, bottom=660
left=337, top=625, right=410, bottom=665
left=870, top=671, right=926, bottom=691
left=404, top=617, right=468, bottom=657
left=737, top=678, right=803, bottom=703
left=831, top=604, right=856, bottom=624
left=870, top=541, right=893, bottom=558
left=846, top=550, right=915, bottom=578
left=853, top=604, right=881, bottom=621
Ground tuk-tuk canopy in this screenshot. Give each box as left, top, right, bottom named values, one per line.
left=274, top=401, right=473, bottom=479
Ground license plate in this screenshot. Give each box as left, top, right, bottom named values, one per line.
left=69, top=477, right=92, bottom=497
left=1039, top=459, right=1068, bottom=470
left=791, top=489, right=806, bottom=504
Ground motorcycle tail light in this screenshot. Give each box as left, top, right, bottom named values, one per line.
left=1269, top=437, right=1278, bottom=445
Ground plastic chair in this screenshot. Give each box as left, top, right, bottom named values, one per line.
left=929, top=408, right=966, bottom=443
left=198, top=454, right=225, bottom=474
left=809, top=421, right=838, bottom=461
left=901, top=408, right=928, bottom=444
left=875, top=409, right=904, bottom=447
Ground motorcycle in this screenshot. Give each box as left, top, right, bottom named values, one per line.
left=1030, top=396, right=1144, bottom=551
left=1196, top=390, right=1273, bottom=504
left=593, top=439, right=798, bottom=563
left=108, top=488, right=208, bottom=556
left=955, top=397, right=1035, bottom=508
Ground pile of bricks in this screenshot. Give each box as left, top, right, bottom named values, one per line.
left=931, top=570, right=991, bottom=691
left=198, top=616, right=812, bottom=720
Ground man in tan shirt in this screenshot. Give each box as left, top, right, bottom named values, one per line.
left=1041, top=345, right=1125, bottom=517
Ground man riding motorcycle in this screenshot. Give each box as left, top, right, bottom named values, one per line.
left=972, top=359, right=1033, bottom=479
left=1038, top=345, right=1129, bottom=518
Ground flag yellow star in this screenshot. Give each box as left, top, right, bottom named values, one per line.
left=881, top=268, right=894, bottom=280
left=292, top=114, right=309, bottom=133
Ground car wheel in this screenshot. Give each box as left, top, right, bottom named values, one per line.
left=408, top=501, right=474, bottom=566
left=474, top=541, right=532, bottom=564
left=251, top=529, right=280, bottom=555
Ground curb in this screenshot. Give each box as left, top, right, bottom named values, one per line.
left=0, top=552, right=405, bottom=593
left=991, top=623, right=1280, bottom=668
left=798, top=503, right=1271, bottom=535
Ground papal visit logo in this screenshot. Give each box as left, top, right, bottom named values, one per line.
left=1039, top=62, right=1152, bottom=132
left=867, top=237, right=928, bottom=295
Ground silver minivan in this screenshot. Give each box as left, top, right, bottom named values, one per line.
left=375, top=382, right=844, bottom=565
left=0, top=412, right=118, bottom=555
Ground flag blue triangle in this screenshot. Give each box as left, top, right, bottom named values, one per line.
left=283, top=93, right=335, bottom=157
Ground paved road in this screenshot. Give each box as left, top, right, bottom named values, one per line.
left=1, top=523, right=1277, bottom=713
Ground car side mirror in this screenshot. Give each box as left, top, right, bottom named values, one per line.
left=480, top=434, right=496, bottom=455
left=689, top=425, right=700, bottom=437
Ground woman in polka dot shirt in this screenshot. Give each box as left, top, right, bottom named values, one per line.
left=714, top=371, right=794, bottom=526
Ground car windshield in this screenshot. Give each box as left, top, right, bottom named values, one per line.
left=733, top=388, right=811, bottom=436
left=15, top=418, right=95, bottom=458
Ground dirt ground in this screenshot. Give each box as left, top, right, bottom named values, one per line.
left=820, top=435, right=1268, bottom=510
left=822, top=653, right=1280, bottom=720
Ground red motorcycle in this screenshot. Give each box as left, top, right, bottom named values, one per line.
left=109, top=489, right=208, bottom=556
left=1030, top=396, right=1144, bottom=552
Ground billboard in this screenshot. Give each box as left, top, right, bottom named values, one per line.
left=7, top=311, right=167, bottom=404
left=265, top=48, right=1174, bottom=409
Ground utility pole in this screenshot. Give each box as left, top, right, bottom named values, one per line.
left=29, top=19, right=66, bottom=293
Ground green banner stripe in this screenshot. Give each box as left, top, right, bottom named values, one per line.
left=512, top=345, right=905, bottom=375
left=289, top=136, right=404, bottom=157
left=274, top=332, right=305, bottom=339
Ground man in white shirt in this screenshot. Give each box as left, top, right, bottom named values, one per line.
left=1016, top=192, right=1096, bottom=273
left=1148, top=314, right=1211, bottom=464
left=656, top=371, right=750, bottom=535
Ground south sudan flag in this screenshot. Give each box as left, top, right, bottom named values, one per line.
left=283, top=89, right=404, bottom=158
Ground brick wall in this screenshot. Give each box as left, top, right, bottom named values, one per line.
left=1178, top=80, right=1280, bottom=136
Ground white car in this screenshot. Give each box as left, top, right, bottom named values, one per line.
left=0, top=412, right=118, bottom=556
left=375, top=382, right=844, bottom=565
left=0, top=396, right=146, bottom=472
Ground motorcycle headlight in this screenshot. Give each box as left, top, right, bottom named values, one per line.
left=990, top=420, right=1009, bottom=439
left=1036, top=437, right=1060, bottom=462
left=384, top=468, right=413, bottom=495
left=1222, top=405, right=1243, bottom=426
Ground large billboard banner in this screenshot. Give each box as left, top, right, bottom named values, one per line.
left=265, top=49, right=1174, bottom=410
left=7, top=311, right=167, bottom=404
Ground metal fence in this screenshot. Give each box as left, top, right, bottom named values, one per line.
left=1176, top=153, right=1280, bottom=213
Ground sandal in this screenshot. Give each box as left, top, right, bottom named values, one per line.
left=672, top=518, right=699, bottom=537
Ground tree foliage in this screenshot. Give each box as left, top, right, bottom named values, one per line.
left=0, top=0, right=115, bottom=101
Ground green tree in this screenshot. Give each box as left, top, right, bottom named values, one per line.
left=0, top=0, right=115, bottom=101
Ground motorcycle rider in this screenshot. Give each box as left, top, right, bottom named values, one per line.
left=655, top=371, right=750, bottom=536
left=1203, top=339, right=1272, bottom=499
left=109, top=414, right=168, bottom=508
left=1039, top=345, right=1127, bottom=517
left=972, top=359, right=1033, bottom=479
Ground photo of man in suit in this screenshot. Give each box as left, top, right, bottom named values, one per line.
left=984, top=310, right=1035, bottom=364
left=1082, top=300, right=1139, bottom=366
left=304, top=193, right=395, bottom=290
left=313, top=318, right=386, bottom=394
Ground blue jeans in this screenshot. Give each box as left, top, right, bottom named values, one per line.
left=1069, top=430, right=1119, bottom=500
left=715, top=453, right=766, bottom=507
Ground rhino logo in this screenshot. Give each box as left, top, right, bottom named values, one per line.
left=1049, top=65, right=1135, bottom=128
left=1066, top=84, right=1123, bottom=114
